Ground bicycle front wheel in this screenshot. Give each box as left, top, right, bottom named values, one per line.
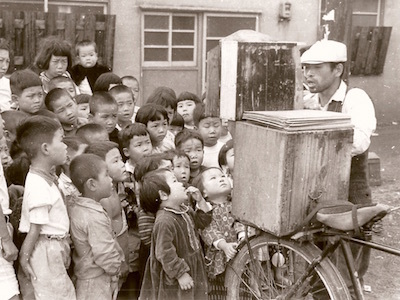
left=225, top=234, right=351, bottom=300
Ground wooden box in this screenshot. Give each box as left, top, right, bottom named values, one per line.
left=232, top=114, right=354, bottom=236
left=205, top=30, right=304, bottom=121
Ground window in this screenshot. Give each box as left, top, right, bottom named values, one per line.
left=142, top=13, right=197, bottom=67
left=352, top=0, right=382, bottom=27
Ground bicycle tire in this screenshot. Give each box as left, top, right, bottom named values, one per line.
left=225, top=234, right=351, bottom=300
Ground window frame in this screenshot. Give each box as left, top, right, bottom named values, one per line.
left=352, top=0, right=382, bottom=26
left=141, top=12, right=198, bottom=68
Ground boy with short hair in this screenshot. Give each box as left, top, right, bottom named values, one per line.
left=135, top=103, right=175, bottom=153
left=75, top=93, right=91, bottom=121
left=45, top=88, right=79, bottom=136
left=9, top=69, right=44, bottom=115
left=175, top=129, right=205, bottom=181
left=121, top=75, right=140, bottom=104
left=0, top=38, right=12, bottom=112
left=109, top=85, right=136, bottom=130
left=17, top=115, right=76, bottom=299
left=89, top=91, right=119, bottom=144
left=1, top=110, right=28, bottom=148
left=70, top=40, right=111, bottom=95
left=48, top=75, right=77, bottom=98
left=69, top=153, right=124, bottom=299
left=193, top=104, right=224, bottom=168
left=84, top=141, right=130, bottom=287
left=177, top=91, right=202, bottom=130
left=76, top=123, right=109, bottom=144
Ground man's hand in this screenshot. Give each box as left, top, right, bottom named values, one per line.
left=177, top=272, right=194, bottom=290
left=1, top=237, right=18, bottom=261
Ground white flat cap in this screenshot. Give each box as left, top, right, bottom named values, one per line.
left=301, top=40, right=347, bottom=64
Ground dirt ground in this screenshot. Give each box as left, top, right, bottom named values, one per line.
left=363, top=124, right=400, bottom=300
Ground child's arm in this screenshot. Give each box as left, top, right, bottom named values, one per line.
left=185, top=186, right=212, bottom=229
left=0, top=208, right=18, bottom=262
left=19, top=223, right=41, bottom=280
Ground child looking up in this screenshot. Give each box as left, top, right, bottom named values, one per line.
left=109, top=85, right=136, bottom=129
left=135, top=103, right=174, bottom=153
left=69, top=153, right=124, bottom=300
left=45, top=88, right=79, bottom=136
left=139, top=168, right=211, bottom=300
left=175, top=129, right=204, bottom=182
left=177, top=91, right=202, bottom=130
left=48, top=75, right=77, bottom=98
left=9, top=69, right=44, bottom=115
left=17, top=116, right=76, bottom=299
left=70, top=40, right=111, bottom=95
left=34, top=36, right=79, bottom=95
left=76, top=123, right=109, bottom=144
left=89, top=91, right=119, bottom=144
left=193, top=104, right=224, bottom=168
left=218, top=139, right=234, bottom=183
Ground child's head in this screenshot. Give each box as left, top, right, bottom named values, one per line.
left=75, top=40, right=98, bottom=69
left=133, top=152, right=174, bottom=183
left=93, top=72, right=122, bottom=92
left=169, top=113, right=184, bottom=136
left=1, top=110, right=28, bottom=147
left=16, top=115, right=66, bottom=165
left=85, top=141, right=128, bottom=183
left=34, top=36, right=73, bottom=77
left=135, top=103, right=169, bottom=147
left=192, top=167, right=231, bottom=202
left=109, top=85, right=135, bottom=126
left=172, top=150, right=190, bottom=184
left=0, top=136, right=12, bottom=169
left=175, top=129, right=204, bottom=172
left=70, top=153, right=113, bottom=200
left=10, top=69, right=44, bottom=115
left=48, top=75, right=76, bottom=98
left=0, top=38, right=10, bottom=79
left=121, top=76, right=139, bottom=102
left=45, top=88, right=78, bottom=126
left=63, top=136, right=87, bottom=170
left=193, top=104, right=222, bottom=147
left=218, top=139, right=234, bottom=173
left=75, top=93, right=91, bottom=120
left=146, top=87, right=177, bottom=125
left=89, top=91, right=118, bottom=134
left=76, top=123, right=109, bottom=144
left=140, top=169, right=188, bottom=213
left=177, top=91, right=202, bottom=127
left=119, top=123, right=152, bottom=164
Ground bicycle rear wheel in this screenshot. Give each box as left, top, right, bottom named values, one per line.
left=225, top=234, right=351, bottom=300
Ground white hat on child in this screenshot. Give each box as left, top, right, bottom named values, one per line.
left=301, top=40, right=347, bottom=64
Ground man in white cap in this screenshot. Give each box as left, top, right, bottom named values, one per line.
left=301, top=39, right=376, bottom=295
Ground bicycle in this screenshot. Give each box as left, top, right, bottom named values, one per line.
left=224, top=202, right=400, bottom=300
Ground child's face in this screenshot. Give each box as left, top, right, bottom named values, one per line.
left=0, top=136, right=12, bottom=169
left=17, top=86, right=44, bottom=115
left=47, top=55, right=68, bottom=79
left=122, top=79, right=139, bottom=102
left=0, top=49, right=10, bottom=79
left=198, top=117, right=222, bottom=147
left=125, top=134, right=152, bottom=164
left=179, top=138, right=203, bottom=171
left=201, top=168, right=231, bottom=200
left=169, top=125, right=183, bottom=136
left=105, top=148, right=129, bottom=183
left=77, top=45, right=98, bottom=68
left=115, top=92, right=135, bottom=125
left=94, top=161, right=113, bottom=199
left=163, top=171, right=188, bottom=206
left=226, top=148, right=234, bottom=172
left=177, top=100, right=196, bottom=126
left=77, top=103, right=90, bottom=119
left=91, top=104, right=118, bottom=134
left=47, top=128, right=68, bottom=166
left=173, top=155, right=190, bottom=184
left=51, top=94, right=78, bottom=126
left=54, top=81, right=76, bottom=98
left=146, top=116, right=168, bottom=147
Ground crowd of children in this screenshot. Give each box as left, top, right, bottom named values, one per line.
left=0, top=36, right=255, bottom=300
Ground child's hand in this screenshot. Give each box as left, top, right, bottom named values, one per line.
left=177, top=272, right=194, bottom=290
left=185, top=186, right=203, bottom=203
left=19, top=254, right=36, bottom=281
left=218, top=240, right=238, bottom=261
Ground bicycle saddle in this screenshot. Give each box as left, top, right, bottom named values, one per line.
left=316, top=203, right=391, bottom=231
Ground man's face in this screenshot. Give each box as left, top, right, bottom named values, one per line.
left=0, top=49, right=10, bottom=79
left=303, top=63, right=342, bottom=94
